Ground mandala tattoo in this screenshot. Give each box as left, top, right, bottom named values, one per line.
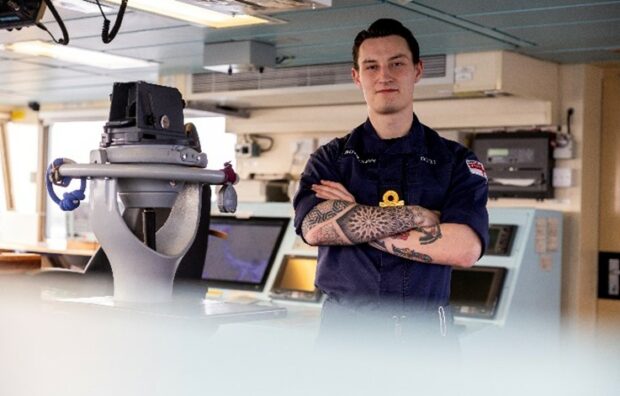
left=414, top=224, right=442, bottom=245
left=336, top=205, right=422, bottom=243
left=302, top=200, right=353, bottom=236
left=392, top=246, right=433, bottom=263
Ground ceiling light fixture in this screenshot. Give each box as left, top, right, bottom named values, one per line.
left=104, top=0, right=270, bottom=28
left=0, top=40, right=157, bottom=69
left=55, top=0, right=112, bottom=14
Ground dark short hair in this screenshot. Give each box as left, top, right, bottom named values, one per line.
left=352, top=18, right=420, bottom=70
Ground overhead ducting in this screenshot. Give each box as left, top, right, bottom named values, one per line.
left=189, top=51, right=558, bottom=113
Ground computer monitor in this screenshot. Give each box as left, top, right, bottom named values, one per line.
left=487, top=224, right=518, bottom=256
left=450, top=266, right=507, bottom=319
left=202, top=216, right=289, bottom=291
left=270, top=255, right=321, bottom=302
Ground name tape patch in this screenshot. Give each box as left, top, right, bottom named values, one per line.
left=343, top=149, right=376, bottom=164
left=466, top=159, right=487, bottom=180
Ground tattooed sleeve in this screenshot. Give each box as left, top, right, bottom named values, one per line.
left=369, top=240, right=433, bottom=263
left=392, top=246, right=433, bottom=263
left=302, top=200, right=439, bottom=246
left=301, top=200, right=353, bottom=237
left=317, top=223, right=349, bottom=245
left=335, top=205, right=425, bottom=244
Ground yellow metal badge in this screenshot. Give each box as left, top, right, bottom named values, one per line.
left=379, top=190, right=404, bottom=207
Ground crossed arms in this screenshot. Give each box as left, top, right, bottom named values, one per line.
left=301, top=181, right=481, bottom=268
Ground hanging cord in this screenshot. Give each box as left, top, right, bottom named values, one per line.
left=249, top=134, right=274, bottom=152
left=36, top=0, right=70, bottom=45
left=46, top=158, right=87, bottom=211
left=95, top=0, right=128, bottom=44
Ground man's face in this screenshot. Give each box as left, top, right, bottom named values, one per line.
left=352, top=35, right=423, bottom=117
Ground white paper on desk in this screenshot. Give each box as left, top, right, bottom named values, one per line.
left=491, top=178, right=537, bottom=187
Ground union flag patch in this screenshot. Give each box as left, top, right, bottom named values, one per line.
left=466, top=159, right=487, bottom=180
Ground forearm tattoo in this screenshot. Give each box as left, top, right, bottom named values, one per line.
left=414, top=224, right=442, bottom=245
left=302, top=200, right=440, bottom=247
left=369, top=241, right=433, bottom=263
left=317, top=223, right=349, bottom=245
left=302, top=200, right=353, bottom=236
left=392, top=246, right=433, bottom=263
left=335, top=205, right=425, bottom=243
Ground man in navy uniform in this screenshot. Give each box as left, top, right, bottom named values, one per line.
left=293, top=19, right=489, bottom=342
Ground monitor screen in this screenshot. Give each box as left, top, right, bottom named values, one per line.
left=487, top=224, right=517, bottom=256
left=450, top=266, right=507, bottom=319
left=270, top=255, right=321, bottom=302
left=202, top=216, right=289, bottom=291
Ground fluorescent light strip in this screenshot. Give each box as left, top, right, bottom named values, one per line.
left=0, top=40, right=157, bottom=69
left=56, top=0, right=112, bottom=14
left=105, top=0, right=269, bottom=28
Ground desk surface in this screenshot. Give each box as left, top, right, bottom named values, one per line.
left=0, top=239, right=97, bottom=256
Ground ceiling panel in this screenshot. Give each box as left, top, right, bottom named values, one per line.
left=0, top=65, right=92, bottom=81
left=70, top=25, right=202, bottom=51
left=466, top=4, right=620, bottom=28
left=30, top=85, right=122, bottom=102
left=526, top=49, right=620, bottom=64
left=0, top=58, right=47, bottom=73
left=411, top=0, right=619, bottom=15
left=6, top=75, right=119, bottom=91
left=511, top=19, right=620, bottom=51
left=0, top=0, right=618, bottom=106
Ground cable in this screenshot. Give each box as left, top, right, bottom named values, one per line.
left=250, top=134, right=274, bottom=152
left=36, top=0, right=70, bottom=45
left=46, top=158, right=87, bottom=212
left=95, top=0, right=128, bottom=44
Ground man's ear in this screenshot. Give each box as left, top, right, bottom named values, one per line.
left=414, top=60, right=424, bottom=83
left=351, top=67, right=361, bottom=87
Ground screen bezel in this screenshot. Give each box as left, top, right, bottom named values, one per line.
left=450, top=266, right=507, bottom=319
left=203, top=216, right=290, bottom=292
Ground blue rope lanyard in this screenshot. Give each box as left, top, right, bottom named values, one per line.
left=46, top=158, right=87, bottom=211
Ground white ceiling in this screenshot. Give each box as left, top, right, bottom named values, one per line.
left=0, top=0, right=619, bottom=106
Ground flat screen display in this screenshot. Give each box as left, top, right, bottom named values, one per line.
left=487, top=224, right=517, bottom=256
left=202, top=216, right=289, bottom=291
left=270, top=255, right=321, bottom=302
left=450, top=266, right=507, bottom=318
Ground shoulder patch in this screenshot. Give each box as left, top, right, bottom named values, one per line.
left=466, top=159, right=487, bottom=180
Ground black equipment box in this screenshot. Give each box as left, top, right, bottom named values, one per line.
left=0, top=0, right=46, bottom=30
left=472, top=131, right=555, bottom=200
left=102, top=81, right=189, bottom=147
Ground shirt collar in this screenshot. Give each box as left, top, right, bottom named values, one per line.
left=345, top=114, right=425, bottom=156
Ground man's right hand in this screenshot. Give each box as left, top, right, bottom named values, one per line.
left=311, top=180, right=356, bottom=203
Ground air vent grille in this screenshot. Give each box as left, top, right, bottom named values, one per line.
left=192, top=54, right=448, bottom=94
left=422, top=54, right=447, bottom=78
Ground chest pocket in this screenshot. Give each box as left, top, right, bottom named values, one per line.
left=407, top=159, right=452, bottom=211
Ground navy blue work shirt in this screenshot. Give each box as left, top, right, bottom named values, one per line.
left=293, top=115, right=489, bottom=312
